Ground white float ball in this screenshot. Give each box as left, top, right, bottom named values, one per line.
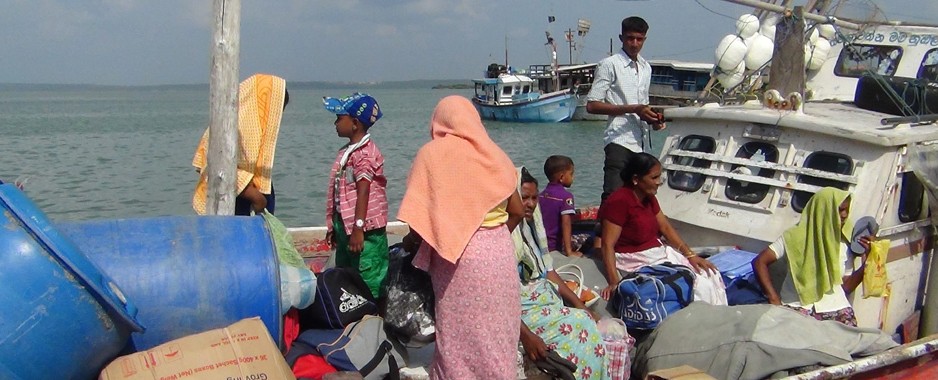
left=806, top=37, right=832, bottom=70
left=760, top=15, right=779, bottom=41
left=807, top=26, right=819, bottom=46
left=717, top=60, right=746, bottom=90
left=817, top=24, right=836, bottom=40
left=745, top=34, right=774, bottom=70
left=715, top=34, right=747, bottom=71
left=736, top=14, right=760, bottom=39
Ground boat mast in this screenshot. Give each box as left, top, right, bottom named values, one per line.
left=566, top=28, right=575, bottom=65
left=544, top=32, right=560, bottom=91
left=769, top=5, right=807, bottom=98
left=504, top=35, right=509, bottom=71
left=205, top=0, right=241, bottom=215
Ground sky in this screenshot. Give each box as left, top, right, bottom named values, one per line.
left=1, top=0, right=935, bottom=86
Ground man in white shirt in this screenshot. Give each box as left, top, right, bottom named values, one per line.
left=586, top=16, right=664, bottom=202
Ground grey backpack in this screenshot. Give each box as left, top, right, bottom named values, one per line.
left=290, top=315, right=404, bottom=380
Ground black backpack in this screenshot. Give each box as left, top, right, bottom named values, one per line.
left=300, top=267, right=378, bottom=330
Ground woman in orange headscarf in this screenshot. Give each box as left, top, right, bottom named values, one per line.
left=192, top=73, right=288, bottom=215
left=399, top=96, right=523, bottom=379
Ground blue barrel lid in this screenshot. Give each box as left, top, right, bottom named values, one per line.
left=0, top=184, right=144, bottom=332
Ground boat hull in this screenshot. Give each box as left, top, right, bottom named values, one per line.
left=473, top=92, right=576, bottom=123
left=572, top=95, right=606, bottom=121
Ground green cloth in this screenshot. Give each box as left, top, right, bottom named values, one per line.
left=332, top=213, right=389, bottom=299
left=783, top=187, right=854, bottom=305
left=261, top=210, right=306, bottom=269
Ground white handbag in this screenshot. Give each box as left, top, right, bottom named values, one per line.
left=554, top=263, right=600, bottom=307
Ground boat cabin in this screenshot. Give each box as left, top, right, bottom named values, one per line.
left=649, top=60, right=715, bottom=106
left=528, top=63, right=597, bottom=96
left=807, top=23, right=938, bottom=101
left=472, top=75, right=539, bottom=106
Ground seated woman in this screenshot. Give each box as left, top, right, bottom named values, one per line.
left=513, top=167, right=607, bottom=380
left=752, top=187, right=869, bottom=326
left=598, top=153, right=727, bottom=305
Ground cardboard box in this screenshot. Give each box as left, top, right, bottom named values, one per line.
left=646, top=365, right=718, bottom=380
left=100, top=317, right=296, bottom=380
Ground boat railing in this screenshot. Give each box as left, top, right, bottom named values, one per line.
left=782, top=333, right=938, bottom=379
left=663, top=149, right=860, bottom=193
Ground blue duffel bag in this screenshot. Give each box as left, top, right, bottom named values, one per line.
left=611, top=262, right=694, bottom=330
left=706, top=249, right=767, bottom=305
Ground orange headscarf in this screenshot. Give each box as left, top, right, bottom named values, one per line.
left=191, top=74, right=286, bottom=214
left=398, top=96, right=516, bottom=263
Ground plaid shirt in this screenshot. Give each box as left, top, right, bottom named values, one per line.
left=325, top=139, right=388, bottom=234
left=586, top=50, right=652, bottom=152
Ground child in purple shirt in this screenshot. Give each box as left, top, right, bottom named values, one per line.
left=539, top=155, right=584, bottom=257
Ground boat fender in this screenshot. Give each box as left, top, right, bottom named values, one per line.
left=763, top=89, right=783, bottom=109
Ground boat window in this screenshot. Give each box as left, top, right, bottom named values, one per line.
left=918, top=49, right=938, bottom=81
left=725, top=142, right=779, bottom=204
left=502, top=86, right=512, bottom=96
left=792, top=152, right=854, bottom=212
left=834, top=44, right=903, bottom=78
left=522, top=85, right=531, bottom=94
left=899, top=171, right=926, bottom=223
left=667, top=135, right=715, bottom=192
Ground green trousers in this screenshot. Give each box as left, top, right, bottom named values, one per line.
left=332, top=214, right=389, bottom=299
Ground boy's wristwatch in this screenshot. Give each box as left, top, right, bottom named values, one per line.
left=354, top=219, right=365, bottom=229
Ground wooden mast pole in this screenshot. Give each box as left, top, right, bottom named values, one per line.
left=205, top=0, right=241, bottom=215
left=769, top=6, right=806, bottom=97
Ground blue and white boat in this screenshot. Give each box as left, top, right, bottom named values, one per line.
left=471, top=67, right=576, bottom=123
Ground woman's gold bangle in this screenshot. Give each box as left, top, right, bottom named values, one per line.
left=685, top=253, right=697, bottom=259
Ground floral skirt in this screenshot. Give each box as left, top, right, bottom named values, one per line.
left=786, top=305, right=859, bottom=327
left=520, top=279, right=607, bottom=380
left=423, top=226, right=521, bottom=380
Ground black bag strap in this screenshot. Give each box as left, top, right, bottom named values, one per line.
left=284, top=340, right=319, bottom=368
left=656, top=264, right=695, bottom=306
left=358, top=340, right=399, bottom=379
left=636, top=264, right=694, bottom=306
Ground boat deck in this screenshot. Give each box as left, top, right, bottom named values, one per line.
left=667, top=101, right=938, bottom=147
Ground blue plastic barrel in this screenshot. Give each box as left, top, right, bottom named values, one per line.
left=57, top=215, right=283, bottom=351
left=0, top=185, right=144, bottom=380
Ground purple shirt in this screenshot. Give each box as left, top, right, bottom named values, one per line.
left=539, top=182, right=576, bottom=251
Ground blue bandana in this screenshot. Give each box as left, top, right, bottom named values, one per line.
left=322, top=92, right=383, bottom=127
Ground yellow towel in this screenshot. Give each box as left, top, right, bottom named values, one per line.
left=192, top=74, right=286, bottom=214
left=863, top=239, right=890, bottom=298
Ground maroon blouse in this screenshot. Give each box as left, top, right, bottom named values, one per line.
left=599, top=187, right=662, bottom=253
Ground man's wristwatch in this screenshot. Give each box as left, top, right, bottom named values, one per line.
left=354, top=219, right=365, bottom=229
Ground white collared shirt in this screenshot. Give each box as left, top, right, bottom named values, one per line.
left=586, top=50, right=652, bottom=152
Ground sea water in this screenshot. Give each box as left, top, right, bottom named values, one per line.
left=0, top=85, right=666, bottom=227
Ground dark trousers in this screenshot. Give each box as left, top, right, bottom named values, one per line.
left=602, top=144, right=636, bottom=203
left=234, top=184, right=275, bottom=216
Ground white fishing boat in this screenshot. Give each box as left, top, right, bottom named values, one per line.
left=528, top=62, right=604, bottom=121
left=649, top=0, right=938, bottom=377
left=471, top=68, right=577, bottom=123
